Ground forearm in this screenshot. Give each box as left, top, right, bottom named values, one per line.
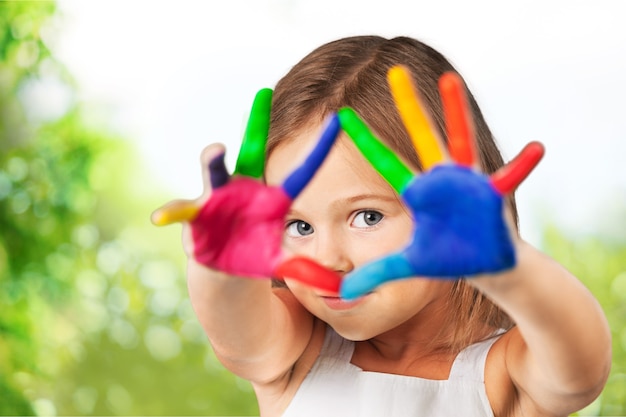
left=187, top=260, right=276, bottom=358
left=186, top=257, right=314, bottom=385
left=470, top=240, right=611, bottom=395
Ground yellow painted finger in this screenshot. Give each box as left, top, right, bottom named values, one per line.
left=151, top=201, right=199, bottom=226
left=388, top=65, right=446, bottom=170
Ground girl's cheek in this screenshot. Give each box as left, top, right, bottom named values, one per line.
left=281, top=237, right=310, bottom=257
left=347, top=234, right=388, bottom=267
left=281, top=238, right=295, bottom=255
left=283, top=279, right=315, bottom=304
left=353, top=226, right=409, bottom=262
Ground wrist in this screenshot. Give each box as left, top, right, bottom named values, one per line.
left=468, top=239, right=534, bottom=294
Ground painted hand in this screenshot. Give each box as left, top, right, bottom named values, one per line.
left=338, top=66, right=545, bottom=299
left=151, top=89, right=341, bottom=292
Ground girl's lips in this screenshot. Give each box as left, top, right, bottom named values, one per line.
left=321, top=295, right=366, bottom=310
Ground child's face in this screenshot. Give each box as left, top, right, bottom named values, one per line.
left=265, top=123, right=453, bottom=341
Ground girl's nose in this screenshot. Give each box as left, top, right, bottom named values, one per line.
left=313, top=232, right=354, bottom=275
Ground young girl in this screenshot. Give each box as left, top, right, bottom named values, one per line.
left=153, top=36, right=611, bottom=416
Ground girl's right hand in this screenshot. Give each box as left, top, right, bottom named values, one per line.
left=151, top=89, right=342, bottom=292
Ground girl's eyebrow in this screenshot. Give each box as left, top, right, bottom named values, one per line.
left=326, top=192, right=406, bottom=212
left=340, top=193, right=400, bottom=205
left=285, top=194, right=400, bottom=219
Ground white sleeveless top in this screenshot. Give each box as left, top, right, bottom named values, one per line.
left=282, top=326, right=500, bottom=417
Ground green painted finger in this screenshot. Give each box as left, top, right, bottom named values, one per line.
left=338, top=107, right=414, bottom=193
left=234, top=88, right=273, bottom=178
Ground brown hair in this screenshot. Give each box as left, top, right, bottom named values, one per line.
left=267, top=35, right=515, bottom=352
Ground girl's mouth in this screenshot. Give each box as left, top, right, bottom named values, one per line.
left=321, top=295, right=366, bottom=310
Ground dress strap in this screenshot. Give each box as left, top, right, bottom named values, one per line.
left=448, top=331, right=503, bottom=382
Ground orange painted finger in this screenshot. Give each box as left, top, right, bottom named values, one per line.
left=439, top=72, right=476, bottom=168
left=388, top=65, right=446, bottom=170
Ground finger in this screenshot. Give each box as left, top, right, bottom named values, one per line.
left=153, top=144, right=230, bottom=226
left=439, top=72, right=477, bottom=168
left=388, top=65, right=447, bottom=170
left=281, top=114, right=340, bottom=199
left=339, top=252, right=415, bottom=300
left=338, top=107, right=414, bottom=194
left=151, top=199, right=199, bottom=226
left=234, top=88, right=273, bottom=178
left=274, top=256, right=341, bottom=293
left=208, top=152, right=229, bottom=189
left=199, top=143, right=229, bottom=197
left=490, top=141, right=545, bottom=195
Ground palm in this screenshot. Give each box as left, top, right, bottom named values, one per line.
left=190, top=177, right=291, bottom=278
left=401, top=165, right=512, bottom=277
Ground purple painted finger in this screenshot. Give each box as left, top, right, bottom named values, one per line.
left=209, top=152, right=230, bottom=189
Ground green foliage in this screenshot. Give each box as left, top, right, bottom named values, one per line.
left=542, top=228, right=626, bottom=416
left=1, top=2, right=63, bottom=415
left=1, top=1, right=258, bottom=415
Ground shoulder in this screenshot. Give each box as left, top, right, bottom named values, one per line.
left=253, top=316, right=328, bottom=416
left=291, top=317, right=329, bottom=380
left=485, top=327, right=564, bottom=417
left=484, top=327, right=519, bottom=416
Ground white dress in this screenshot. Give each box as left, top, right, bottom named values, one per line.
left=282, top=326, right=500, bottom=417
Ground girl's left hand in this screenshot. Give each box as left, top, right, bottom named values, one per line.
left=337, top=66, right=545, bottom=299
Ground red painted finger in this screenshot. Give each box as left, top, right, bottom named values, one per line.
left=274, top=257, right=341, bottom=293
left=490, top=141, right=545, bottom=195
left=439, top=72, right=476, bottom=167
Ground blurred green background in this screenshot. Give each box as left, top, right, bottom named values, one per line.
left=0, top=1, right=624, bottom=416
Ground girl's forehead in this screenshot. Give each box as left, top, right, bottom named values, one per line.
left=266, top=129, right=357, bottom=181
left=267, top=133, right=397, bottom=197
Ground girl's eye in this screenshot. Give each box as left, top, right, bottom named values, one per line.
left=286, top=220, right=314, bottom=237
left=352, top=210, right=384, bottom=228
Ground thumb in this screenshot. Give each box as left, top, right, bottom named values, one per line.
left=151, top=143, right=230, bottom=226
left=151, top=198, right=199, bottom=226
left=340, top=252, right=415, bottom=300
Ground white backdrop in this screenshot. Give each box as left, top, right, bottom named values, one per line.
left=50, top=0, right=626, bottom=244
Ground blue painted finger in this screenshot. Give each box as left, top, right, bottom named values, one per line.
left=282, top=114, right=341, bottom=199
left=340, top=252, right=415, bottom=300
